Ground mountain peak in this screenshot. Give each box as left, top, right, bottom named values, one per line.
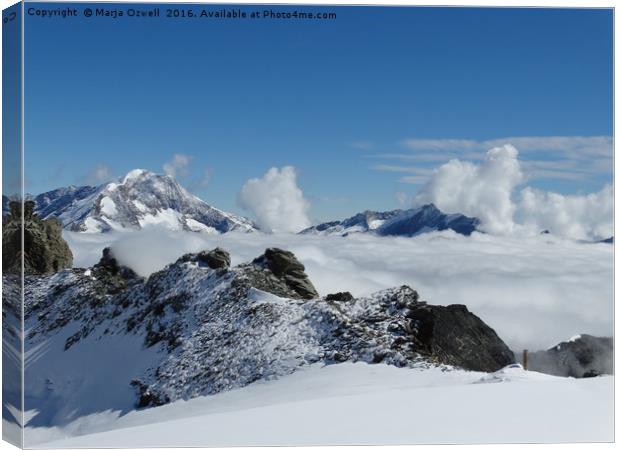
left=122, top=168, right=151, bottom=184
left=31, top=170, right=256, bottom=234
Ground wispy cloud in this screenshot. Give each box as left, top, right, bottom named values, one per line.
left=348, top=141, right=374, bottom=150
left=371, top=164, right=435, bottom=184
left=81, top=163, right=112, bottom=186
left=369, top=136, right=612, bottom=184
left=163, top=154, right=192, bottom=178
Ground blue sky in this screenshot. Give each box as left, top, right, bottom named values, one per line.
left=24, top=4, right=612, bottom=221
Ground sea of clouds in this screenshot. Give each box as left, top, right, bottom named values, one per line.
left=64, top=228, right=613, bottom=352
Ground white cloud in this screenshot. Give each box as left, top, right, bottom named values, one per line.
left=65, top=229, right=613, bottom=352
left=163, top=154, right=192, bottom=178
left=82, top=164, right=112, bottom=185
left=238, top=166, right=311, bottom=233
left=415, top=145, right=523, bottom=235
left=516, top=185, right=613, bottom=241
left=413, top=145, right=612, bottom=240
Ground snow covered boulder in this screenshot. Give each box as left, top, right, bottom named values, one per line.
left=406, top=303, right=516, bottom=372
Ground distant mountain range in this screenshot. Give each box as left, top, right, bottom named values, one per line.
left=300, top=204, right=480, bottom=237
left=4, top=170, right=612, bottom=242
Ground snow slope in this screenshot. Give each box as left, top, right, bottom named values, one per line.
left=28, top=363, right=614, bottom=447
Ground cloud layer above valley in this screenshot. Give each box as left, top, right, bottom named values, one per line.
left=413, top=145, right=613, bottom=240
left=65, top=229, right=613, bottom=352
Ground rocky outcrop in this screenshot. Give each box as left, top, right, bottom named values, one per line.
left=92, top=247, right=140, bottom=294
left=250, top=248, right=319, bottom=299
left=325, top=292, right=354, bottom=302
left=526, top=334, right=612, bottom=378
left=406, top=303, right=516, bottom=372
left=197, top=247, right=231, bottom=270
left=3, top=200, right=73, bottom=275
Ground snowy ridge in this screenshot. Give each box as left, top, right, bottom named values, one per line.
left=28, top=170, right=256, bottom=234
left=13, top=245, right=515, bottom=430
left=301, top=204, right=479, bottom=237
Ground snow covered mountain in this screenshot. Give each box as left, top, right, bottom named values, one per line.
left=27, top=169, right=256, bottom=233
left=10, top=246, right=514, bottom=429
left=301, top=204, right=479, bottom=237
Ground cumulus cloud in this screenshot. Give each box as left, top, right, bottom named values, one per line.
left=82, top=164, right=112, bottom=185
left=64, top=229, right=613, bottom=352
left=415, top=145, right=523, bottom=235
left=516, top=185, right=613, bottom=240
left=163, top=154, right=192, bottom=178
left=238, top=166, right=311, bottom=233
left=413, top=145, right=612, bottom=240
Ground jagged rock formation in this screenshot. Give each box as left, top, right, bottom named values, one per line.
left=18, top=247, right=514, bottom=426
left=301, top=204, right=479, bottom=237
left=2, top=200, right=73, bottom=275
left=526, top=334, right=613, bottom=378
left=251, top=248, right=319, bottom=299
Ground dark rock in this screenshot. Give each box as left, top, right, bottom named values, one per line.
left=130, top=380, right=169, bottom=408
left=3, top=200, right=73, bottom=275
left=92, top=247, right=140, bottom=294
left=252, top=248, right=319, bottom=299
left=325, top=292, right=354, bottom=302
left=526, top=334, right=613, bottom=378
left=406, top=303, right=515, bottom=372
left=197, top=247, right=231, bottom=270
left=582, top=369, right=601, bottom=378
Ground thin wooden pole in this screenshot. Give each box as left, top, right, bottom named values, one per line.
left=523, top=349, right=528, bottom=370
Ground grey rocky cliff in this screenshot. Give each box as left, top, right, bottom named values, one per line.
left=525, top=334, right=612, bottom=378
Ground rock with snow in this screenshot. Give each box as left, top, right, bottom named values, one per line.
left=197, top=247, right=231, bottom=270
left=525, top=334, right=613, bottom=378
left=251, top=248, right=319, bottom=299
left=92, top=247, right=141, bottom=295
left=28, top=169, right=257, bottom=234
left=301, top=204, right=479, bottom=237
